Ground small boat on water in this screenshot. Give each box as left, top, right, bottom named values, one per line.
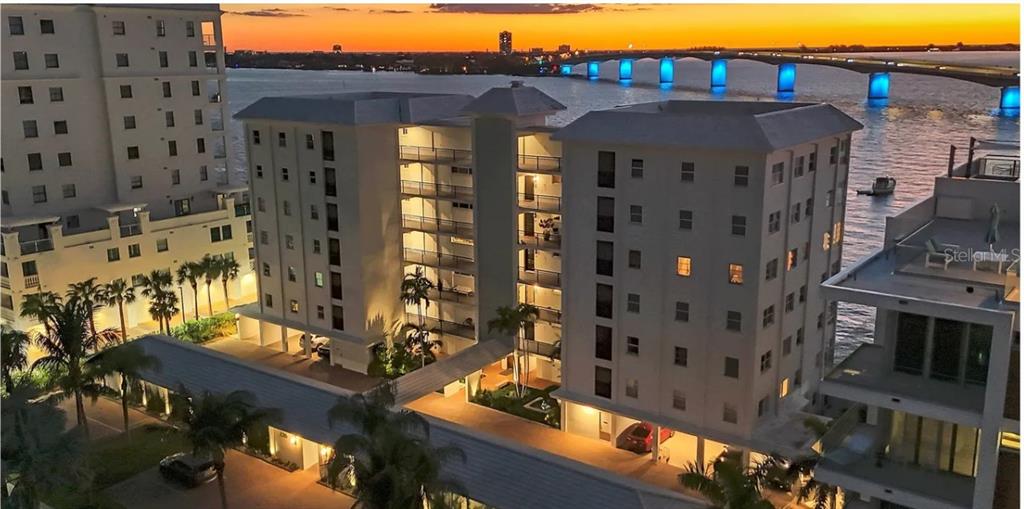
left=857, top=176, right=896, bottom=196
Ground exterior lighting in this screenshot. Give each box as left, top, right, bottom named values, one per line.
left=289, top=435, right=299, bottom=446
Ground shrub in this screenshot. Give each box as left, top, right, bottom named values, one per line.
left=169, top=312, right=237, bottom=344
left=245, top=423, right=271, bottom=456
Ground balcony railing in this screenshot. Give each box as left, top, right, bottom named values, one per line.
left=427, top=286, right=477, bottom=306
left=399, top=145, right=472, bottom=165
left=521, top=339, right=560, bottom=360
left=408, top=313, right=476, bottom=340
left=519, top=267, right=561, bottom=288
left=517, top=155, right=561, bottom=174
left=518, top=193, right=561, bottom=213
left=401, top=180, right=473, bottom=201
left=119, top=223, right=142, bottom=237
left=19, top=238, right=53, bottom=254
left=235, top=202, right=252, bottom=217
left=24, top=275, right=40, bottom=288
left=209, top=92, right=222, bottom=104
left=402, top=215, right=474, bottom=237
left=533, top=305, right=561, bottom=323
left=404, top=248, right=475, bottom=272
left=518, top=230, right=560, bottom=250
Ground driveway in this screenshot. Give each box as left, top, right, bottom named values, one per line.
left=106, top=449, right=354, bottom=509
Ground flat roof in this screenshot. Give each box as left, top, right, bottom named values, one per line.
left=234, top=92, right=474, bottom=125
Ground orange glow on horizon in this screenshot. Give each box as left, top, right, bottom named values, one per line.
left=221, top=4, right=1020, bottom=53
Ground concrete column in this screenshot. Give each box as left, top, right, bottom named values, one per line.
left=696, top=436, right=705, bottom=466
left=868, top=72, right=890, bottom=100
left=865, top=405, right=879, bottom=425
left=46, top=223, right=64, bottom=250
left=2, top=232, right=21, bottom=257
left=137, top=210, right=151, bottom=235
left=279, top=325, right=288, bottom=352
left=105, top=215, right=119, bottom=236
left=972, top=318, right=1015, bottom=509
left=618, top=59, right=633, bottom=81
left=303, top=331, right=312, bottom=357
left=659, top=57, right=674, bottom=84
left=651, top=425, right=660, bottom=462
left=710, top=59, right=727, bottom=90
left=1000, top=86, right=1020, bottom=115
left=777, top=63, right=796, bottom=94
left=587, top=61, right=600, bottom=80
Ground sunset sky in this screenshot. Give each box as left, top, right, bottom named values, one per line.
left=220, top=3, right=1020, bottom=52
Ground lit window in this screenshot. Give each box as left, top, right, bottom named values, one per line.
left=314, top=272, right=324, bottom=287
left=822, top=232, right=832, bottom=251
left=289, top=300, right=299, bottom=313
left=787, top=249, right=798, bottom=271
left=676, top=256, right=691, bottom=277
left=728, top=264, right=743, bottom=284
left=833, top=222, right=843, bottom=245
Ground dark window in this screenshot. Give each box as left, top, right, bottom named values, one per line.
left=596, top=240, right=613, bottom=276
left=252, top=130, right=261, bottom=145
left=328, top=238, right=341, bottom=265
left=158, top=51, right=168, bottom=68
left=120, top=85, right=132, bottom=98
left=324, top=168, right=337, bottom=196
left=675, top=302, right=689, bottom=322
left=596, top=283, right=613, bottom=319
left=597, top=197, right=614, bottom=233
left=196, top=138, right=205, bottom=154
left=27, top=153, right=42, bottom=171
left=630, top=158, right=643, bottom=178
left=167, top=140, right=177, bottom=155
left=965, top=324, right=992, bottom=385
left=731, top=215, right=746, bottom=236
left=626, top=336, right=639, bottom=355
left=326, top=204, right=339, bottom=231
left=931, top=319, right=965, bottom=382
left=893, top=313, right=928, bottom=375
left=127, top=146, right=139, bottom=160
left=629, top=205, right=642, bottom=224
left=321, top=131, right=335, bottom=161
left=107, top=247, right=120, bottom=262
left=18, top=86, right=33, bottom=104
left=627, top=249, right=641, bottom=269
left=188, top=51, right=198, bottom=67
left=9, top=16, right=24, bottom=35
left=191, top=80, right=201, bottom=96
left=679, top=210, right=693, bottom=230
left=626, top=293, right=640, bottom=313
left=112, top=20, right=125, bottom=35
left=278, top=132, right=287, bottom=147
left=115, top=53, right=129, bottom=67
left=594, top=366, right=612, bottom=398
left=724, top=357, right=739, bottom=378
left=57, top=152, right=71, bottom=167
left=43, top=53, right=58, bottom=68
left=13, top=51, right=28, bottom=70
left=726, top=311, right=742, bottom=331
left=186, top=21, right=195, bottom=37
left=597, top=151, right=615, bottom=188
left=49, top=87, right=63, bottom=102
left=53, top=120, right=68, bottom=134
left=674, top=347, right=688, bottom=366
left=162, top=81, right=172, bottom=98
left=305, top=134, right=314, bottom=149
left=595, top=325, right=612, bottom=360
left=680, top=161, right=695, bottom=182
left=734, top=166, right=749, bottom=186
left=332, top=305, right=344, bottom=330
left=330, top=272, right=343, bottom=300
left=23, top=120, right=37, bottom=138
left=32, top=185, right=46, bottom=203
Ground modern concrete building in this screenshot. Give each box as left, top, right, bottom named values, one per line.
left=818, top=141, right=1020, bottom=509
left=0, top=4, right=254, bottom=332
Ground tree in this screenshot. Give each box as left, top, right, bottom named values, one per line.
left=163, top=387, right=278, bottom=509
left=19, top=291, right=61, bottom=334
left=781, top=418, right=838, bottom=509
left=176, top=262, right=203, bottom=320
left=400, top=267, right=435, bottom=367
left=401, top=322, right=442, bottom=368
left=66, top=277, right=107, bottom=344
left=198, top=255, right=220, bottom=317
left=215, top=256, right=241, bottom=311
left=140, top=270, right=177, bottom=333
left=679, top=451, right=778, bottom=509
left=486, top=303, right=539, bottom=397
left=87, top=343, right=161, bottom=433
left=325, top=383, right=466, bottom=509
left=104, top=279, right=136, bottom=344
left=31, top=300, right=117, bottom=437
left=1, top=327, right=31, bottom=395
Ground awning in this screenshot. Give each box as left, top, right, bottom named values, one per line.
left=1, top=214, right=61, bottom=229
left=394, top=339, right=512, bottom=405
left=94, top=202, right=147, bottom=213
left=212, top=183, right=250, bottom=195
left=233, top=302, right=369, bottom=348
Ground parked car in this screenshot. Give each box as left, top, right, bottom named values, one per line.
left=158, top=453, right=217, bottom=487
left=616, top=421, right=674, bottom=454
left=301, top=334, right=329, bottom=351
left=315, top=342, right=331, bottom=361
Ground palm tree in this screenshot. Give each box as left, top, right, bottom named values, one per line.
left=198, top=255, right=220, bottom=317
left=1, top=327, right=31, bottom=395
left=486, top=303, right=539, bottom=397
left=401, top=322, right=442, bottom=368
left=679, top=451, right=777, bottom=509
left=781, top=418, right=838, bottom=509
left=31, top=300, right=117, bottom=436
left=176, top=262, right=203, bottom=320
left=400, top=266, right=433, bottom=335
left=19, top=291, right=61, bottom=334
left=140, top=270, right=176, bottom=333
left=66, top=277, right=106, bottom=343
left=215, top=256, right=241, bottom=311
left=104, top=279, right=136, bottom=344
left=166, top=387, right=278, bottom=509
left=87, top=343, right=161, bottom=433
left=325, top=383, right=466, bottom=509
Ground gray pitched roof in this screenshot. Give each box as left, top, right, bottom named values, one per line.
left=551, top=100, right=862, bottom=151
left=462, top=84, right=567, bottom=117
left=234, top=92, right=473, bottom=125
left=394, top=339, right=512, bottom=406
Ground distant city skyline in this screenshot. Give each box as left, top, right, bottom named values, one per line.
left=221, top=3, right=1020, bottom=52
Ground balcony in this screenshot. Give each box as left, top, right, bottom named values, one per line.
left=20, top=238, right=53, bottom=254
left=235, top=202, right=252, bottom=217
left=402, top=215, right=473, bottom=237
left=426, top=286, right=476, bottom=306
left=209, top=92, right=222, bottom=104
left=517, top=155, right=561, bottom=174
left=519, top=268, right=560, bottom=289
left=521, top=339, right=560, bottom=360
left=399, top=145, right=472, bottom=165
left=401, top=180, right=473, bottom=202
left=24, top=275, right=40, bottom=288
left=403, top=248, right=474, bottom=272
left=119, top=223, right=142, bottom=238
left=518, top=193, right=561, bottom=213
left=533, top=305, right=561, bottom=324
left=518, top=230, right=560, bottom=251
left=407, top=313, right=475, bottom=340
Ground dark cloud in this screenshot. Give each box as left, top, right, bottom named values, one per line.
left=229, top=8, right=306, bottom=18
left=369, top=8, right=415, bottom=14
left=325, top=6, right=353, bottom=11
left=428, top=4, right=603, bottom=15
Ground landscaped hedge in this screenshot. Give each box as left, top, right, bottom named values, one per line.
left=169, top=312, right=237, bottom=344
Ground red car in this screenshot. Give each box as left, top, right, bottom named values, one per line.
left=616, top=421, right=674, bottom=454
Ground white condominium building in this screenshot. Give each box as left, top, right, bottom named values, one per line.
left=1, top=4, right=254, bottom=332
left=819, top=141, right=1019, bottom=509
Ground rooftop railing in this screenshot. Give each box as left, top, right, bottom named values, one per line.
left=119, top=223, right=142, bottom=238
left=20, top=238, right=53, bottom=254
left=399, top=146, right=472, bottom=165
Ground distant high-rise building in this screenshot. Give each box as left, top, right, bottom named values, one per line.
left=332, top=44, right=343, bottom=53
left=498, top=31, right=512, bottom=55
left=558, top=44, right=571, bottom=53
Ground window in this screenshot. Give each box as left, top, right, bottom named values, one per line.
left=290, top=300, right=299, bottom=313
left=1, top=191, right=7, bottom=206
left=130, top=175, right=142, bottom=189
left=595, top=283, right=613, bottom=319
left=313, top=272, right=324, bottom=288
left=280, top=167, right=289, bottom=181
left=115, top=53, right=129, bottom=67
left=762, top=306, right=775, bottom=328
left=734, top=166, right=749, bottom=186
left=591, top=325, right=614, bottom=360
left=305, top=134, right=315, bottom=149
left=310, top=205, right=319, bottom=220
left=787, top=248, right=799, bottom=271
left=27, top=153, right=42, bottom=171
left=760, top=350, right=773, bottom=372
left=196, top=138, right=206, bottom=154
left=808, top=151, right=817, bottom=171
left=672, top=391, right=686, bottom=410
left=107, top=247, right=120, bottom=262
left=188, top=51, right=198, bottom=67
left=313, top=239, right=322, bottom=254
left=757, top=397, right=769, bottom=417
left=43, top=53, right=58, bottom=68
left=594, top=240, right=614, bottom=276
left=324, top=167, right=337, bottom=196
left=679, top=210, right=693, bottom=230
left=255, top=165, right=263, bottom=179
left=674, top=347, right=688, bottom=367
left=724, top=357, right=739, bottom=378
left=321, top=131, right=335, bottom=160
left=57, top=152, right=72, bottom=167
left=21, top=261, right=37, bottom=276
left=723, top=404, right=738, bottom=424
left=680, top=161, right=695, bottom=182
left=171, top=169, right=181, bottom=185
left=785, top=293, right=794, bottom=312
left=120, top=85, right=133, bottom=98
left=264, top=293, right=273, bottom=308
left=825, top=190, right=834, bottom=208
left=53, top=120, right=68, bottom=135
left=675, top=302, right=689, bottom=322
left=282, top=200, right=291, bottom=216
left=770, top=162, right=784, bottom=185
left=128, top=244, right=141, bottom=258
left=627, top=250, right=641, bottom=269
left=625, top=379, right=639, bottom=398
left=158, top=51, right=168, bottom=68
left=23, top=120, right=38, bottom=138
left=18, top=86, right=33, bottom=104
left=32, top=185, right=47, bottom=203
left=13, top=51, right=29, bottom=70
left=630, top=158, right=643, bottom=178
left=629, top=205, right=642, bottom=224
left=186, top=21, right=195, bottom=37
left=285, top=235, right=294, bottom=250
left=155, top=19, right=165, bottom=36
left=597, top=150, right=615, bottom=188
left=731, top=215, right=746, bottom=236
left=167, top=139, right=177, bottom=155
left=796, top=327, right=805, bottom=345
left=278, top=132, right=287, bottom=147
left=156, top=238, right=168, bottom=252
left=829, top=145, right=838, bottom=164
left=288, top=267, right=297, bottom=282
left=61, top=184, right=76, bottom=198
left=112, top=20, right=125, bottom=35
left=728, top=264, right=744, bottom=284
left=308, top=170, right=317, bottom=184
left=49, top=87, right=63, bottom=102
left=676, top=256, right=691, bottom=277
left=822, top=232, right=832, bottom=251
left=626, top=336, right=639, bottom=355
left=259, top=231, right=268, bottom=245
left=799, top=285, right=807, bottom=303
left=9, top=16, right=24, bottom=35
left=783, top=337, right=792, bottom=356
left=191, top=80, right=201, bottom=96
left=317, top=305, right=325, bottom=320
left=626, top=293, right=640, bottom=313
left=261, top=263, right=271, bottom=277
left=199, top=165, right=208, bottom=181
left=127, top=146, right=140, bottom=160
left=768, top=211, right=781, bottom=233
left=791, top=203, right=801, bottom=224
left=765, top=259, right=778, bottom=280
left=594, top=366, right=612, bottom=398
left=596, top=197, right=614, bottom=232
left=162, top=81, right=172, bottom=98
left=330, top=304, right=345, bottom=330
left=726, top=311, right=742, bottom=331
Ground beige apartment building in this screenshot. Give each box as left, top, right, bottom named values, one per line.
left=1, top=4, right=254, bottom=332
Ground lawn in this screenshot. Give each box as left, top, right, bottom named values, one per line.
left=45, top=425, right=190, bottom=509
left=472, top=383, right=561, bottom=428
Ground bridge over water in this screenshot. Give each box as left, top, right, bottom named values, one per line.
left=557, top=50, right=1021, bottom=114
